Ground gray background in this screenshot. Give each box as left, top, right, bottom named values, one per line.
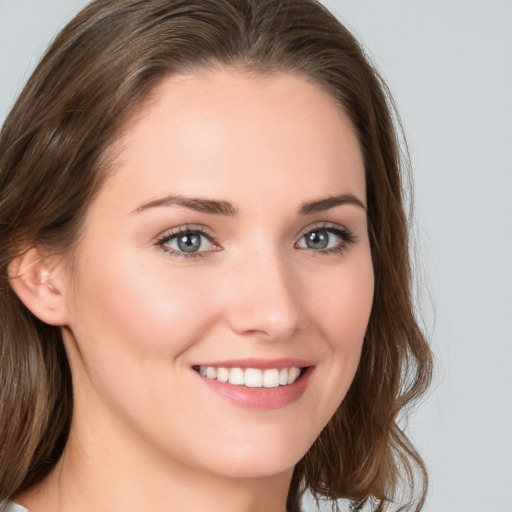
left=1, top=1, right=511, bottom=511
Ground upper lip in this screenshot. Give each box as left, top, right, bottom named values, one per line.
left=192, top=358, right=313, bottom=370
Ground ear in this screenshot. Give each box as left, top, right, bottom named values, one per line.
left=8, top=247, right=70, bottom=326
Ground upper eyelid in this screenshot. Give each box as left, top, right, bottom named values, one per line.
left=156, top=224, right=217, bottom=243
left=295, top=221, right=350, bottom=239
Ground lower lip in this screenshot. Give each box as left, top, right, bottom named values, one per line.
left=194, top=367, right=313, bottom=410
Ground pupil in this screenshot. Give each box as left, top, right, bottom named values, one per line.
left=177, top=233, right=201, bottom=252
left=307, top=230, right=328, bottom=250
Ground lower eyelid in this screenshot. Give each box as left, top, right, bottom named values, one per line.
left=160, top=246, right=204, bottom=259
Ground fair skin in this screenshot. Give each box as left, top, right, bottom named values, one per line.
left=15, top=70, right=374, bottom=512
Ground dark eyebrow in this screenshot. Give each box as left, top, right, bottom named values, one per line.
left=299, top=193, right=366, bottom=215
left=132, top=194, right=237, bottom=216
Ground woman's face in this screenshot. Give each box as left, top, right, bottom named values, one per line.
left=60, top=70, right=374, bottom=479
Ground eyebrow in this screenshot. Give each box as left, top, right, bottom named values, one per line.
left=298, top=193, right=366, bottom=215
left=133, top=195, right=237, bottom=216
left=133, top=192, right=365, bottom=216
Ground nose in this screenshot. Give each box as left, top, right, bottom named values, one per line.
left=222, top=249, right=300, bottom=341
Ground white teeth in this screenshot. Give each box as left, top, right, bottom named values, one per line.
left=245, top=368, right=263, bottom=388
left=205, top=366, right=217, bottom=379
left=229, top=368, right=245, bottom=385
left=287, top=367, right=300, bottom=384
left=197, top=366, right=303, bottom=388
left=217, top=367, right=229, bottom=383
left=263, top=369, right=280, bottom=388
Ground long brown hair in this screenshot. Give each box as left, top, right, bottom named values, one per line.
left=0, top=1, right=433, bottom=510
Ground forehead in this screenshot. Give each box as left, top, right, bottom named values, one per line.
left=104, top=69, right=365, bottom=209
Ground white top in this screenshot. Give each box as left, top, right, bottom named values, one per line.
left=5, top=501, right=301, bottom=512
left=5, top=500, right=301, bottom=512
left=5, top=504, right=29, bottom=512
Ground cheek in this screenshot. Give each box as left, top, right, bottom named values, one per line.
left=302, top=253, right=374, bottom=410
left=308, top=256, right=374, bottom=347
left=67, top=248, right=220, bottom=370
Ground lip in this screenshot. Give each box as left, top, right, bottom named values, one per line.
left=191, top=358, right=314, bottom=410
left=192, top=357, right=312, bottom=370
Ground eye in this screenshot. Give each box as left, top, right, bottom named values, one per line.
left=296, top=225, right=355, bottom=253
left=157, top=227, right=219, bottom=258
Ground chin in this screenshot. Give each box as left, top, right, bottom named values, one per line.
left=192, top=427, right=315, bottom=480
left=211, top=454, right=298, bottom=480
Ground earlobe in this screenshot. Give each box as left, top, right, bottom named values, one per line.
left=8, top=248, right=70, bottom=326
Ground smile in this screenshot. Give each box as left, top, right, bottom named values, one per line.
left=192, top=359, right=313, bottom=409
left=196, top=366, right=302, bottom=388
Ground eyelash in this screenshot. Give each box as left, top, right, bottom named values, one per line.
left=156, top=223, right=356, bottom=260
left=296, top=223, right=356, bottom=255
left=156, top=225, right=219, bottom=260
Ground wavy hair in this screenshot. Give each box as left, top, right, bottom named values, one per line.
left=0, top=1, right=432, bottom=510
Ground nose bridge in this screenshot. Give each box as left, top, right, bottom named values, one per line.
left=224, top=244, right=300, bottom=340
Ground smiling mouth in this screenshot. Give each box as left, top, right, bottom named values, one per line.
left=193, top=365, right=305, bottom=388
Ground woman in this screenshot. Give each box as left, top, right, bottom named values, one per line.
left=0, top=1, right=433, bottom=511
